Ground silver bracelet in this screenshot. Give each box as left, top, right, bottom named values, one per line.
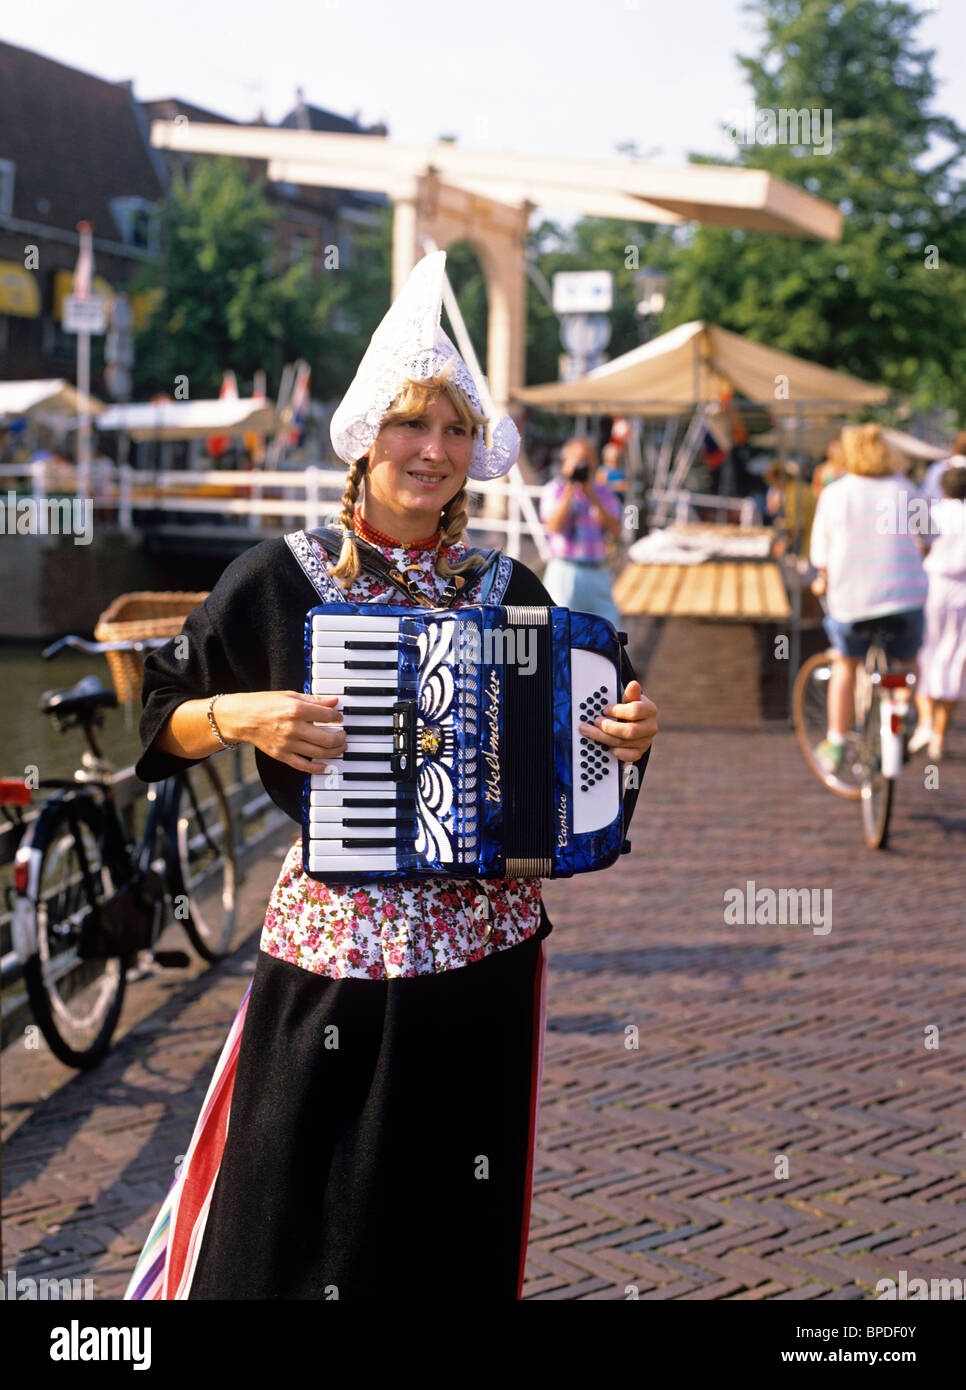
left=206, top=694, right=237, bottom=750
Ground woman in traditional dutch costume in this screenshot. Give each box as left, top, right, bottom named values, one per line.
left=124, top=252, right=657, bottom=1301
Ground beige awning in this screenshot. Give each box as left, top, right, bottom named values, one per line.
left=0, top=262, right=41, bottom=318
left=97, top=398, right=277, bottom=440
left=52, top=269, right=115, bottom=319
left=0, top=379, right=106, bottom=420
left=512, top=321, right=890, bottom=416
left=754, top=420, right=949, bottom=463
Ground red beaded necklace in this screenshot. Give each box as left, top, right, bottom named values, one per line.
left=353, top=506, right=440, bottom=552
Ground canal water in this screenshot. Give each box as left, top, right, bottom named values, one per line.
left=1, top=644, right=148, bottom=783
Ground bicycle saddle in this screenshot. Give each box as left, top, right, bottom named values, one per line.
left=40, top=675, right=118, bottom=718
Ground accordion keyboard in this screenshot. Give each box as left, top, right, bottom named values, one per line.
left=302, top=603, right=626, bottom=882
left=306, top=614, right=412, bottom=874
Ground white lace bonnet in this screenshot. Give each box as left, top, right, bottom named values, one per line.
left=329, top=250, right=520, bottom=481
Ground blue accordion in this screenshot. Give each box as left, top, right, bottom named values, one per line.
left=302, top=602, right=629, bottom=882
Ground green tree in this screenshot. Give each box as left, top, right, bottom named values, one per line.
left=665, top=0, right=966, bottom=417
left=130, top=157, right=350, bottom=400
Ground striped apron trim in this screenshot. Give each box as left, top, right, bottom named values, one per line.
left=124, top=980, right=253, bottom=1300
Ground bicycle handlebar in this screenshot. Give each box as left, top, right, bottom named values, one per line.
left=41, top=634, right=172, bottom=660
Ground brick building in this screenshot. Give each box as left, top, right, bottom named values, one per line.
left=0, top=41, right=386, bottom=396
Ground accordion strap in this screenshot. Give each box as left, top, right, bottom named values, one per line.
left=302, top=525, right=502, bottom=610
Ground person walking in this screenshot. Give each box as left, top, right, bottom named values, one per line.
left=540, top=438, right=623, bottom=627
left=122, top=252, right=658, bottom=1302
left=811, top=437, right=846, bottom=495
left=919, top=430, right=966, bottom=503
left=908, top=460, right=966, bottom=761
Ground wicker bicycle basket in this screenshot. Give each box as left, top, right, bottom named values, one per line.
left=94, top=591, right=210, bottom=704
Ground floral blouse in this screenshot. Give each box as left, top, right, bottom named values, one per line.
left=259, top=532, right=544, bottom=981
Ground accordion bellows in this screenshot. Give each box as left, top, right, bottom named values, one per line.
left=302, top=603, right=628, bottom=883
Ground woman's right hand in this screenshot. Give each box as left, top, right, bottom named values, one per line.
left=214, top=690, right=347, bottom=773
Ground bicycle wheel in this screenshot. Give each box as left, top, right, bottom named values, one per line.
left=167, top=761, right=237, bottom=960
left=22, top=798, right=126, bottom=1069
left=792, top=650, right=862, bottom=800
left=859, top=684, right=894, bottom=850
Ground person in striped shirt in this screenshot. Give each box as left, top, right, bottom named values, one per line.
left=809, top=424, right=927, bottom=775
left=540, top=437, right=623, bottom=627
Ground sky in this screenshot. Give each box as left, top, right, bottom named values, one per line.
left=2, top=0, right=965, bottom=170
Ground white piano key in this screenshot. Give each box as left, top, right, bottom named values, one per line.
left=311, top=651, right=400, bottom=667
left=330, top=693, right=395, bottom=708
left=317, top=761, right=393, bottom=779
left=323, top=737, right=393, bottom=754
left=309, top=804, right=400, bottom=822
left=310, top=787, right=399, bottom=804
left=312, top=667, right=401, bottom=685
left=311, top=615, right=401, bottom=633
left=311, top=633, right=401, bottom=647
left=308, top=852, right=397, bottom=872
left=311, top=822, right=398, bottom=841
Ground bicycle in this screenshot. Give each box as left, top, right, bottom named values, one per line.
left=793, top=611, right=916, bottom=850
left=3, top=635, right=239, bottom=1069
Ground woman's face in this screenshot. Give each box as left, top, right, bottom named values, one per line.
left=365, top=393, right=473, bottom=524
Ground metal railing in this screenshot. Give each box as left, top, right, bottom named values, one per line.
left=1, top=461, right=767, bottom=555
left=0, top=462, right=550, bottom=559
left=647, top=489, right=760, bottom=527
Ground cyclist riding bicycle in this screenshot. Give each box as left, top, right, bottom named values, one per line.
left=808, top=423, right=928, bottom=776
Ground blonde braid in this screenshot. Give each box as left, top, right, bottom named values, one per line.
left=435, top=484, right=484, bottom=580
left=327, top=456, right=366, bottom=585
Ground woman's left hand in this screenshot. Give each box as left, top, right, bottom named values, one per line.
left=578, top=679, right=658, bottom=762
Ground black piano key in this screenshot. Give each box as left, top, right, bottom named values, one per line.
left=344, top=660, right=398, bottom=670
left=342, top=816, right=417, bottom=828
left=342, top=838, right=403, bottom=849
left=343, top=796, right=415, bottom=807
left=342, top=704, right=394, bottom=716
left=344, top=685, right=397, bottom=696
left=343, top=641, right=399, bottom=650
left=342, top=772, right=397, bottom=781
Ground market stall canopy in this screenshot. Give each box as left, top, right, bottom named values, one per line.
left=753, top=419, right=948, bottom=463
left=512, top=321, right=890, bottom=416
left=0, top=378, right=106, bottom=422
left=881, top=428, right=949, bottom=463
left=97, top=398, right=276, bottom=441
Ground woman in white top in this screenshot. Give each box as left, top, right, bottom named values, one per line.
left=809, top=424, right=928, bottom=774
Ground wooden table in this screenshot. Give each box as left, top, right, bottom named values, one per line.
left=614, top=558, right=791, bottom=621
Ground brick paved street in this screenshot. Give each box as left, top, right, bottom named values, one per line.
left=3, top=617, right=964, bottom=1300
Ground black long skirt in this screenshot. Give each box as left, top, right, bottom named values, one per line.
left=187, top=917, right=551, bottom=1301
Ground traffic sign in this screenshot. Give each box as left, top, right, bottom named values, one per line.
left=63, top=295, right=107, bottom=334
left=552, top=271, right=613, bottom=314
